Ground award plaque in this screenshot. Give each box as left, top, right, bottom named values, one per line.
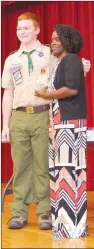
left=36, top=67, right=49, bottom=89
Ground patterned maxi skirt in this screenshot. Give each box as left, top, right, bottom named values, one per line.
left=49, top=119, right=87, bottom=239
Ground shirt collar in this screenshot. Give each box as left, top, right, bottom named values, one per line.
left=17, top=40, right=42, bottom=57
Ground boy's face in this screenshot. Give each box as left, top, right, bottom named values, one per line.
left=16, top=19, right=39, bottom=45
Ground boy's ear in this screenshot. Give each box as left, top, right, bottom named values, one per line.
left=36, top=27, right=40, bottom=35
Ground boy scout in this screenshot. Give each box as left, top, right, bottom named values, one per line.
left=2, top=12, right=90, bottom=230
left=2, top=12, right=55, bottom=230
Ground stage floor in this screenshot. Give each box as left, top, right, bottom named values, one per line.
left=1, top=185, right=94, bottom=248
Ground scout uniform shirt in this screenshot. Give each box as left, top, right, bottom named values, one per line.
left=2, top=40, right=58, bottom=109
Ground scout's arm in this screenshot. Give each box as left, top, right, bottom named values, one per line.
left=2, top=56, right=14, bottom=142
left=2, top=89, right=14, bottom=141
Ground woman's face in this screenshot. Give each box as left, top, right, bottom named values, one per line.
left=51, top=30, right=64, bottom=56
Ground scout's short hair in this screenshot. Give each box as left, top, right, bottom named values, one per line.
left=17, top=12, right=40, bottom=29
left=54, top=24, right=83, bottom=53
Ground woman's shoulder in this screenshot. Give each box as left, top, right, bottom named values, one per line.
left=63, top=53, right=81, bottom=61
left=61, top=53, right=82, bottom=67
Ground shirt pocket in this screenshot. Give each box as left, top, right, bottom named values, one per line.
left=33, top=64, right=51, bottom=90
left=10, top=63, right=23, bottom=86
left=35, top=61, right=52, bottom=80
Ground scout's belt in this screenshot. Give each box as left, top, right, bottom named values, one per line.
left=14, top=104, right=50, bottom=114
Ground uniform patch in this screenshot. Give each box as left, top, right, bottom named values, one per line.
left=38, top=52, right=44, bottom=57
left=41, top=68, right=46, bottom=74
left=10, top=64, right=23, bottom=84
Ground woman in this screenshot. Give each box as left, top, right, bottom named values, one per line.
left=35, top=25, right=87, bottom=238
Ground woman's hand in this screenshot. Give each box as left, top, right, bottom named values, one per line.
left=35, top=86, right=48, bottom=98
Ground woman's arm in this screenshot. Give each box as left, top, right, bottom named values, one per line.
left=35, top=86, right=78, bottom=100
left=35, top=54, right=83, bottom=100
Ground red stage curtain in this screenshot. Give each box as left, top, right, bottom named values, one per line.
left=1, top=1, right=16, bottom=7
left=1, top=1, right=94, bottom=190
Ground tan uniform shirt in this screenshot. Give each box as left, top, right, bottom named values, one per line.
left=2, top=40, right=58, bottom=108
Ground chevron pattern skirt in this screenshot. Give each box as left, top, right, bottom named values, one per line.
left=49, top=119, right=88, bottom=238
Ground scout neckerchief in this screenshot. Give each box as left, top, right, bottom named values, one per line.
left=22, top=50, right=35, bottom=75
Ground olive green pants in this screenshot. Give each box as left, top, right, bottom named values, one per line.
left=9, top=110, right=51, bottom=218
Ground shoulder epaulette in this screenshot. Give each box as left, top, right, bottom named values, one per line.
left=9, top=50, right=18, bottom=56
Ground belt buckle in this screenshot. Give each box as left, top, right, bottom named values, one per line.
left=26, top=107, right=34, bottom=114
